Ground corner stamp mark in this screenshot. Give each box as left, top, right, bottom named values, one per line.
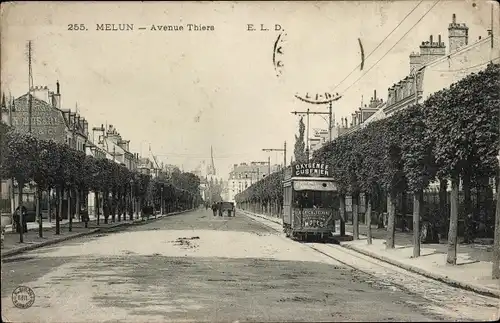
left=12, top=286, right=35, bottom=309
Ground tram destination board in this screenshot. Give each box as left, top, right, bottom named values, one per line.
left=293, top=162, right=331, bottom=177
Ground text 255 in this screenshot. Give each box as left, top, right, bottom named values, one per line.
left=68, top=24, right=87, bottom=31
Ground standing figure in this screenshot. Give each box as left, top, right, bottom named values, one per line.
left=14, top=206, right=28, bottom=233
left=218, top=202, right=223, bottom=217
left=211, top=203, right=217, bottom=217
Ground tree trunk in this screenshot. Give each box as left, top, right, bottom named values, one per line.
left=37, top=187, right=42, bottom=238
left=413, top=189, right=423, bottom=258
left=96, top=192, right=100, bottom=225
left=366, top=194, right=372, bottom=245
left=129, top=194, right=134, bottom=221
left=76, top=188, right=80, bottom=227
left=68, top=189, right=73, bottom=232
left=56, top=187, right=62, bottom=235
left=447, top=176, right=460, bottom=265
left=463, top=173, right=474, bottom=243
left=138, top=198, right=142, bottom=219
left=377, top=192, right=385, bottom=229
left=117, top=192, right=122, bottom=222
left=386, top=190, right=397, bottom=249
left=339, top=194, right=346, bottom=237
left=492, top=179, right=500, bottom=278
left=401, top=191, right=408, bottom=232
left=352, top=193, right=359, bottom=240
left=47, top=189, right=52, bottom=223
left=439, top=178, right=448, bottom=239
left=103, top=191, right=109, bottom=224
left=17, top=182, right=24, bottom=242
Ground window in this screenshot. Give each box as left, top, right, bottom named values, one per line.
left=293, top=190, right=338, bottom=209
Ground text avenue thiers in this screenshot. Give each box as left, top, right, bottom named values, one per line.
left=94, top=24, right=215, bottom=31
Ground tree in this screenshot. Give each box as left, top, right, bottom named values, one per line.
left=397, top=104, right=437, bottom=256
left=377, top=116, right=406, bottom=249
left=424, top=63, right=500, bottom=265
left=294, top=117, right=307, bottom=163
left=0, top=131, right=37, bottom=242
left=358, top=121, right=386, bottom=244
left=33, top=139, right=60, bottom=237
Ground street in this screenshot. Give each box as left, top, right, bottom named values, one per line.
left=1, top=208, right=498, bottom=322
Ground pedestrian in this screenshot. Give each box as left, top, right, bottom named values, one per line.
left=211, top=203, right=217, bottom=217
left=218, top=202, right=223, bottom=217
left=14, top=206, right=28, bottom=233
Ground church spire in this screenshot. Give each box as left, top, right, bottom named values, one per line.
left=208, top=145, right=216, bottom=176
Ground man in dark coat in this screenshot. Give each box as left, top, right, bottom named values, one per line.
left=211, top=203, right=217, bottom=217
left=14, top=206, right=28, bottom=233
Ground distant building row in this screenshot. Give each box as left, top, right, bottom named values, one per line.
left=1, top=82, right=161, bottom=177
left=0, top=82, right=164, bottom=214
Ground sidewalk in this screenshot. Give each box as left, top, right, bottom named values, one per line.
left=3, top=215, right=98, bottom=233
left=238, top=208, right=500, bottom=298
left=342, top=224, right=500, bottom=298
left=1, top=209, right=194, bottom=258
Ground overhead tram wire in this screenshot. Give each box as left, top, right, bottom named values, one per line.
left=341, top=0, right=441, bottom=95
left=330, top=0, right=425, bottom=93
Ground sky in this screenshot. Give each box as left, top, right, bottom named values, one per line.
left=1, top=0, right=498, bottom=179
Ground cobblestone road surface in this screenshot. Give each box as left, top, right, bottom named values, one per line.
left=1, top=208, right=497, bottom=322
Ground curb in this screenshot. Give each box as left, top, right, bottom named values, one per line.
left=1, top=229, right=100, bottom=258
left=238, top=209, right=282, bottom=225
left=1, top=208, right=196, bottom=258
left=341, top=243, right=500, bottom=299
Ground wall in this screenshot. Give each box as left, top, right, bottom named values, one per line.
left=11, top=94, right=67, bottom=143
left=421, top=37, right=499, bottom=100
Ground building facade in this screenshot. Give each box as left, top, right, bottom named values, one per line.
left=338, top=14, right=498, bottom=135
left=336, top=89, right=385, bottom=138
left=227, top=162, right=281, bottom=203
left=1, top=82, right=92, bottom=215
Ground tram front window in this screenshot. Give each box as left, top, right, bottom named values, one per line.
left=294, top=191, right=337, bottom=209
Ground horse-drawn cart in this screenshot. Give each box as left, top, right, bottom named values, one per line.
left=218, top=202, right=235, bottom=217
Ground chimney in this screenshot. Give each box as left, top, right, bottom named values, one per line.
left=51, top=81, right=61, bottom=110
left=438, top=34, right=442, bottom=45
left=430, top=35, right=433, bottom=44
left=448, top=14, right=469, bottom=53
left=31, top=85, right=51, bottom=103
left=374, top=89, right=377, bottom=101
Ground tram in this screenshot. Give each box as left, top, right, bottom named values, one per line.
left=282, top=162, right=340, bottom=242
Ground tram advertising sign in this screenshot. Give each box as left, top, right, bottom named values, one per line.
left=294, top=162, right=331, bottom=177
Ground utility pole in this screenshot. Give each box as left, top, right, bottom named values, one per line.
left=262, top=142, right=287, bottom=170
left=284, top=141, right=287, bottom=168
left=27, top=40, right=33, bottom=134
left=328, top=101, right=333, bottom=142
left=268, top=156, right=271, bottom=175
left=491, top=3, right=494, bottom=49
left=292, top=109, right=331, bottom=161
left=292, top=93, right=342, bottom=157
